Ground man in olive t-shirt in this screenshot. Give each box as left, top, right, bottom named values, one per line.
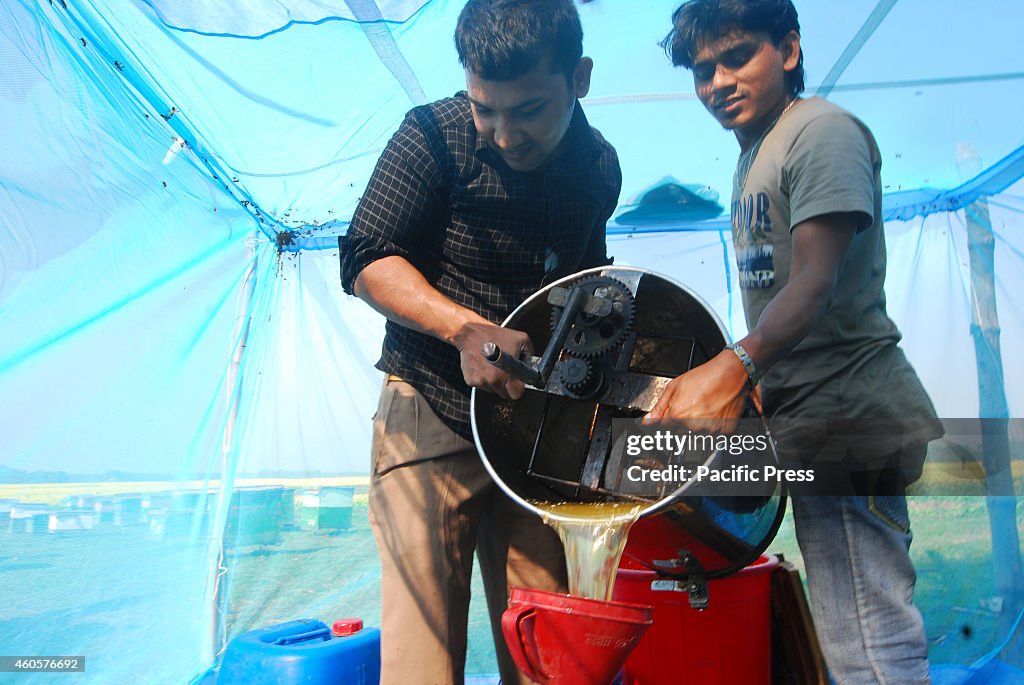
left=651, top=1, right=942, bottom=683
left=732, top=95, right=940, bottom=469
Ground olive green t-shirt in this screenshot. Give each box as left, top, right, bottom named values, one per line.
left=732, top=97, right=940, bottom=458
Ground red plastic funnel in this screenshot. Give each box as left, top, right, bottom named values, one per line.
left=502, top=587, right=653, bottom=685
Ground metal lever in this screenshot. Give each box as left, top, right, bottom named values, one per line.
left=650, top=551, right=709, bottom=610
left=482, top=285, right=590, bottom=389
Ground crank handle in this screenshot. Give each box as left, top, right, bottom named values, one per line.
left=481, top=342, right=543, bottom=388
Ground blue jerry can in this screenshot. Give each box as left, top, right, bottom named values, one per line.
left=218, top=618, right=380, bottom=685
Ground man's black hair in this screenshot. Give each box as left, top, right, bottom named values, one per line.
left=455, top=0, right=584, bottom=82
left=662, top=0, right=805, bottom=96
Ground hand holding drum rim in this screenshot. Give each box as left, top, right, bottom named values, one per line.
left=643, top=348, right=764, bottom=433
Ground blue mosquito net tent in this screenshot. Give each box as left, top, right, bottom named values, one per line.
left=1, top=1, right=1022, bottom=683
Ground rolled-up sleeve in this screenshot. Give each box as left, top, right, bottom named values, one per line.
left=339, top=110, right=446, bottom=294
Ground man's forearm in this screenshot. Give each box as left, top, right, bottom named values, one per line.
left=643, top=216, right=854, bottom=425
left=352, top=255, right=489, bottom=347
left=352, top=254, right=533, bottom=399
left=739, top=269, right=835, bottom=373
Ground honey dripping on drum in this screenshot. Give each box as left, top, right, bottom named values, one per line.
left=533, top=501, right=645, bottom=602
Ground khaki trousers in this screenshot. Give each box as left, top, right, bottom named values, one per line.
left=369, top=378, right=567, bottom=685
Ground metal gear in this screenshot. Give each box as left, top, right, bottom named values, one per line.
left=550, top=275, right=636, bottom=358
left=558, top=357, right=604, bottom=398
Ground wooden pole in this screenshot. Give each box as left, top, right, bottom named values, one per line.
left=956, top=144, right=1023, bottom=663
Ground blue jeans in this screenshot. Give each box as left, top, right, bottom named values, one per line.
left=793, top=493, right=931, bottom=684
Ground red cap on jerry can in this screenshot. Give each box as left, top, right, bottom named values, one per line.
left=332, top=618, right=363, bottom=637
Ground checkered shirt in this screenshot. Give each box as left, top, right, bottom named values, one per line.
left=339, top=92, right=621, bottom=438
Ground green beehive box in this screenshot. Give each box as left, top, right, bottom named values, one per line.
left=226, top=486, right=289, bottom=546
left=297, top=486, right=354, bottom=532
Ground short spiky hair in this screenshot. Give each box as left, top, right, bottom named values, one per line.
left=662, top=0, right=805, bottom=97
left=454, top=0, right=584, bottom=82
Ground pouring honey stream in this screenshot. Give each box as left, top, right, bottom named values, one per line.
left=532, top=501, right=646, bottom=602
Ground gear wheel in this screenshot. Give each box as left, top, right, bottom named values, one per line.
left=558, top=357, right=603, bottom=398
left=550, top=275, right=635, bottom=358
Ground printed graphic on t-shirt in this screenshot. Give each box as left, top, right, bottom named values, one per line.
left=733, top=191, right=774, bottom=289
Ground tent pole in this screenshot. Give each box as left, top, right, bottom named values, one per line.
left=206, top=233, right=260, bottom=667
left=956, top=145, right=1023, bottom=662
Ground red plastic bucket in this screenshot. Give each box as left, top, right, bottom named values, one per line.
left=502, top=587, right=654, bottom=685
left=613, top=555, right=778, bottom=685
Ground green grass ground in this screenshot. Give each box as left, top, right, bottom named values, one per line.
left=2, top=476, right=1020, bottom=676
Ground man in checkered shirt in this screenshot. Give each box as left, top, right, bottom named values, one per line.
left=339, top=1, right=621, bottom=682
